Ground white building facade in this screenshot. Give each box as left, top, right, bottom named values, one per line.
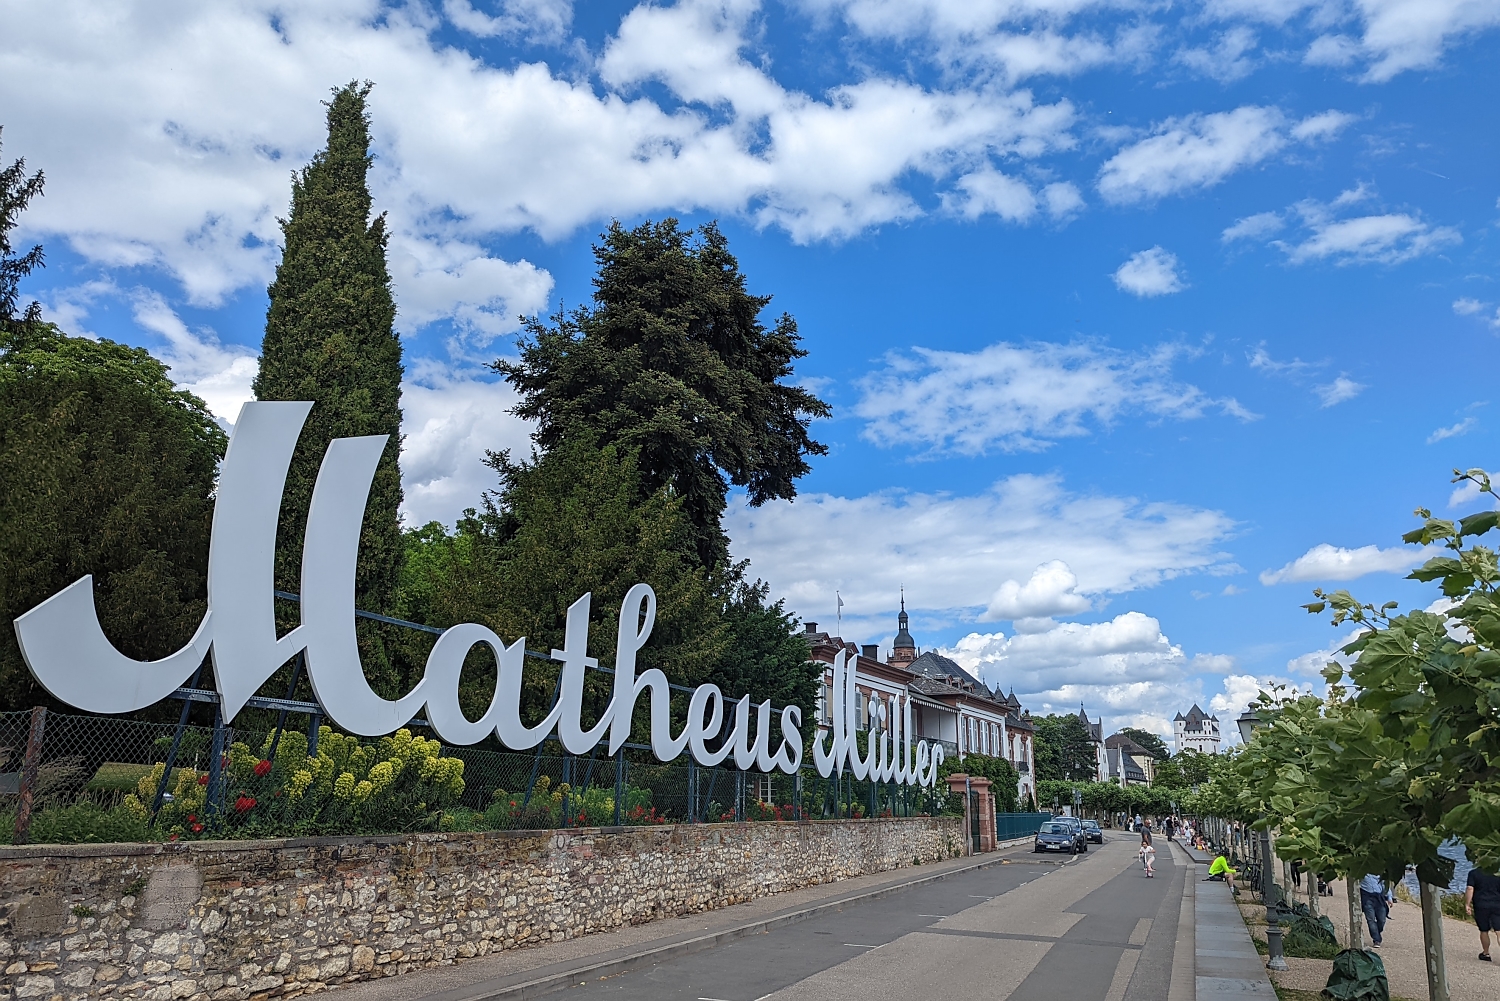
left=1173, top=704, right=1222, bottom=755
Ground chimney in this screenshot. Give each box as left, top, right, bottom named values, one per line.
left=804, top=622, right=818, bottom=634
left=862, top=644, right=879, bottom=661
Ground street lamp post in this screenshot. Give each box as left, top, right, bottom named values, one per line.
left=1237, top=706, right=1288, bottom=972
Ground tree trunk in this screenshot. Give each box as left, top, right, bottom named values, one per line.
left=1419, top=881, right=1449, bottom=1001
left=1346, top=876, right=1364, bottom=950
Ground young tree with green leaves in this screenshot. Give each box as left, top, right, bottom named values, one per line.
left=496, top=219, right=830, bottom=568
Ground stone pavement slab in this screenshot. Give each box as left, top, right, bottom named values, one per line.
left=1193, top=862, right=1274, bottom=1000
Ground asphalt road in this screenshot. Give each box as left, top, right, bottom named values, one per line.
left=551, top=834, right=1186, bottom=1001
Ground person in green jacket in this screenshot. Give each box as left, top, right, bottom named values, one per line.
left=1209, top=854, right=1237, bottom=893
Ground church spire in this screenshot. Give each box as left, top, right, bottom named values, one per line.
left=890, top=589, right=916, bottom=666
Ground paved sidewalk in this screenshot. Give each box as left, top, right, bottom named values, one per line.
left=324, top=841, right=1039, bottom=1001
left=1179, top=842, right=1275, bottom=1000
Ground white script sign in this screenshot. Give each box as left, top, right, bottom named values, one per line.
left=13, top=402, right=939, bottom=785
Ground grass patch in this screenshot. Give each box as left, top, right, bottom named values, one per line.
left=2, top=803, right=157, bottom=844
left=86, top=762, right=191, bottom=793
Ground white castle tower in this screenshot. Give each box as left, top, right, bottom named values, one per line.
left=1173, top=704, right=1221, bottom=755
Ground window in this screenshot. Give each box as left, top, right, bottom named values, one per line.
left=856, top=691, right=867, bottom=731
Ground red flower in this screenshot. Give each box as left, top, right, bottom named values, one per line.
left=169, top=833, right=179, bottom=841
left=197, top=774, right=209, bottom=786
left=186, top=814, right=197, bottom=823
left=234, top=795, right=256, bottom=813
left=191, top=823, right=204, bottom=833
left=253, top=759, right=272, bottom=778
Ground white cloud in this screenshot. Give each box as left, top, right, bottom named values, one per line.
left=1259, top=542, right=1425, bottom=585
left=3, top=0, right=1078, bottom=322
left=388, top=235, right=553, bottom=346
left=1291, top=109, right=1358, bottom=142
left=1304, top=33, right=1361, bottom=67
left=982, top=560, right=1092, bottom=622
left=941, top=613, right=1240, bottom=737
left=1355, top=0, right=1500, bottom=82
left=1231, top=189, right=1463, bottom=266
left=127, top=290, right=260, bottom=424
left=399, top=360, right=534, bottom=527
left=813, top=0, right=1156, bottom=84
left=1209, top=673, right=1309, bottom=733
left=1448, top=476, right=1498, bottom=510
left=1097, top=106, right=1288, bottom=204
left=1285, top=633, right=1361, bottom=678
left=1282, top=210, right=1462, bottom=266
left=1097, top=104, right=1359, bottom=205
left=1211, top=1, right=1500, bottom=81
left=945, top=169, right=1083, bottom=224
left=1113, top=246, right=1186, bottom=297
left=1314, top=375, right=1364, bottom=407
left=854, top=340, right=1253, bottom=455
left=443, top=0, right=574, bottom=44
left=1223, top=211, right=1285, bottom=242
left=1428, top=416, right=1477, bottom=443
left=946, top=167, right=1042, bottom=222
left=1042, top=181, right=1086, bottom=218
left=1452, top=297, right=1500, bottom=329
left=729, top=473, right=1237, bottom=633
left=1247, top=344, right=1311, bottom=373
left=1174, top=26, right=1259, bottom=83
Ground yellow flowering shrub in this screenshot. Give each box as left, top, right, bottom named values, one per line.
left=127, top=726, right=466, bottom=839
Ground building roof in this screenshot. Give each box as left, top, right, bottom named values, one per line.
left=1104, top=733, right=1152, bottom=755
left=1173, top=703, right=1218, bottom=723
left=1076, top=705, right=1103, bottom=742
left=1106, top=747, right=1149, bottom=783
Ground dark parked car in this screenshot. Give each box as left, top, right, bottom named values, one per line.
left=1034, top=820, right=1086, bottom=854
left=1081, top=819, right=1104, bottom=843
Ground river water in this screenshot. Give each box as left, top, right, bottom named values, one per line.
left=1397, top=839, right=1475, bottom=896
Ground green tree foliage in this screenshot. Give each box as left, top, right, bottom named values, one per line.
left=1, top=128, right=45, bottom=332
left=708, top=579, right=820, bottom=718
left=1032, top=713, right=1099, bottom=781
left=938, top=754, right=1020, bottom=812
left=254, top=82, right=404, bottom=621
left=1152, top=748, right=1212, bottom=788
left=397, top=436, right=730, bottom=729
left=496, top=219, right=831, bottom=567
left=0, top=325, right=226, bottom=711
left=1117, top=726, right=1170, bottom=760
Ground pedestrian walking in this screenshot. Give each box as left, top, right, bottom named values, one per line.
left=1290, top=859, right=1303, bottom=890
left=1358, top=873, right=1396, bottom=947
left=1464, top=864, right=1500, bottom=962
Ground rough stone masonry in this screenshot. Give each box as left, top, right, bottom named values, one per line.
left=0, top=818, right=962, bottom=1001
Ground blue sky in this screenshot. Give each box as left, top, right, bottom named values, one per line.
left=6, top=0, right=1500, bottom=741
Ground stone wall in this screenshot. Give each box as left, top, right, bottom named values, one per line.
left=0, top=818, right=963, bottom=1001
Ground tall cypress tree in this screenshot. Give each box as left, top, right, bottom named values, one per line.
left=254, top=83, right=404, bottom=645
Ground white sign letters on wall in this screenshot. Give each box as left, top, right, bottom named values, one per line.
left=13, top=401, right=938, bottom=787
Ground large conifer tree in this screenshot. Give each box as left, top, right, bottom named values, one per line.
left=254, top=82, right=404, bottom=623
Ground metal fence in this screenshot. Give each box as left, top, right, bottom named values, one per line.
left=1, top=708, right=957, bottom=844
left=995, top=812, right=1053, bottom=841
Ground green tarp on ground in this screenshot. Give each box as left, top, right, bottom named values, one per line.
left=1285, top=913, right=1340, bottom=958
left=1322, top=948, right=1389, bottom=1001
